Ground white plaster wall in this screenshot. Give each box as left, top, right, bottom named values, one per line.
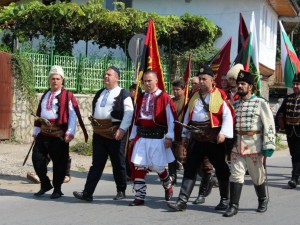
left=132, top=0, right=278, bottom=70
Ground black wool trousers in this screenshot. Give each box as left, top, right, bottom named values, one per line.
left=84, top=133, right=127, bottom=195
left=287, top=134, right=300, bottom=163
left=32, top=134, right=69, bottom=190
left=183, top=139, right=230, bottom=182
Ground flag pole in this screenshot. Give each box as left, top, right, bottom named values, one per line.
left=184, top=82, right=189, bottom=106
left=184, top=53, right=192, bottom=105
left=133, top=38, right=142, bottom=105
left=125, top=37, right=143, bottom=157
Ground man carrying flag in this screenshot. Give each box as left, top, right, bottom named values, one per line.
left=128, top=19, right=177, bottom=206
left=128, top=70, right=177, bottom=206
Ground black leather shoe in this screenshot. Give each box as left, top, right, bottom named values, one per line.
left=73, top=191, right=93, bottom=202
left=34, top=185, right=53, bottom=196
left=223, top=205, right=238, bottom=217
left=113, top=191, right=126, bottom=200
left=193, top=195, right=205, bottom=204
left=257, top=198, right=268, bottom=213
left=288, top=179, right=297, bottom=188
left=128, top=199, right=144, bottom=206
left=167, top=201, right=187, bottom=211
left=215, top=198, right=229, bottom=210
left=50, top=192, right=63, bottom=199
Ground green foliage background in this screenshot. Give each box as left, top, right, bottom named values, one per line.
left=0, top=0, right=221, bottom=59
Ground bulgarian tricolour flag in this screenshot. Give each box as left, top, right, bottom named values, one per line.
left=241, top=12, right=261, bottom=96
left=279, top=20, right=300, bottom=88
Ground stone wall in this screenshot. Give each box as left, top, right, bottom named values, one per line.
left=12, top=91, right=95, bottom=144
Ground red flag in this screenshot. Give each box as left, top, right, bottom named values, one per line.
left=138, top=19, right=165, bottom=91
left=183, top=54, right=192, bottom=104
left=233, top=13, right=249, bottom=65
left=238, top=13, right=249, bottom=54
left=208, top=37, right=232, bottom=88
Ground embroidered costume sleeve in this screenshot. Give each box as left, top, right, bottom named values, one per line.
left=276, top=94, right=300, bottom=137
left=233, top=95, right=275, bottom=155
left=181, top=104, right=191, bottom=138
left=260, top=98, right=276, bottom=152
left=66, top=100, right=76, bottom=136
left=220, top=102, right=234, bottom=138
left=165, top=103, right=175, bottom=141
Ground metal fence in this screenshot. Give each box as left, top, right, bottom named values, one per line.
left=21, top=52, right=173, bottom=93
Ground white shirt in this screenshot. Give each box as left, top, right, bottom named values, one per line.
left=182, top=92, right=233, bottom=138
left=93, top=86, right=133, bottom=132
left=32, top=89, right=76, bottom=136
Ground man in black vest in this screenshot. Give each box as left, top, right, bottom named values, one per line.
left=32, top=65, right=88, bottom=199
left=276, top=72, right=300, bottom=189
left=73, top=66, right=134, bottom=201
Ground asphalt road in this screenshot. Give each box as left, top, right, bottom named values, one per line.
left=0, top=149, right=299, bottom=225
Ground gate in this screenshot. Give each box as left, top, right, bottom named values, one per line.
left=0, top=51, right=13, bottom=140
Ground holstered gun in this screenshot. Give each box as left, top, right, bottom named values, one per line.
left=88, top=115, right=100, bottom=126
left=31, top=112, right=51, bottom=126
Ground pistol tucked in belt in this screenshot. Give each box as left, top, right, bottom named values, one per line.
left=286, top=117, right=300, bottom=125
left=235, top=130, right=261, bottom=136
left=189, top=120, right=220, bottom=143
left=40, top=124, right=64, bottom=137
left=92, top=118, right=120, bottom=139
left=136, top=126, right=166, bottom=139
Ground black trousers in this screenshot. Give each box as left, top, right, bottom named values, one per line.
left=287, top=134, right=300, bottom=163
left=184, top=140, right=230, bottom=182
left=84, top=133, right=127, bottom=195
left=32, top=134, right=69, bottom=190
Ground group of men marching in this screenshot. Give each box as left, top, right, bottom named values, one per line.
left=33, top=61, right=300, bottom=217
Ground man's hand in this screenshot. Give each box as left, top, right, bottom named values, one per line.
left=65, top=133, right=74, bottom=143
left=217, top=133, right=225, bottom=144
left=115, top=128, right=125, bottom=141
left=164, top=138, right=172, bottom=149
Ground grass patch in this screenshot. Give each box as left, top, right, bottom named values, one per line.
left=275, top=134, right=288, bottom=151
left=70, top=141, right=93, bottom=156
left=76, top=166, right=87, bottom=172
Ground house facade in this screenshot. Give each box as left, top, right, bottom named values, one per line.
left=1, top=0, right=299, bottom=81
left=131, top=0, right=298, bottom=78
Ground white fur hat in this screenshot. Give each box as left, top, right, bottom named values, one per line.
left=226, top=63, right=244, bottom=80
left=49, top=65, right=64, bottom=78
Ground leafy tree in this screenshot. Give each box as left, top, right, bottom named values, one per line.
left=0, top=0, right=221, bottom=57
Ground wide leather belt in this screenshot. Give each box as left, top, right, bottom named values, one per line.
left=92, top=119, right=120, bottom=139
left=189, top=120, right=220, bottom=143
left=236, top=130, right=261, bottom=136
left=286, top=117, right=300, bottom=125
left=136, top=126, right=166, bottom=139
left=40, top=124, right=64, bottom=137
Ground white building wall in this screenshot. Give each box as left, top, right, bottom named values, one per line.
left=259, top=2, right=278, bottom=70
left=132, top=0, right=278, bottom=70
